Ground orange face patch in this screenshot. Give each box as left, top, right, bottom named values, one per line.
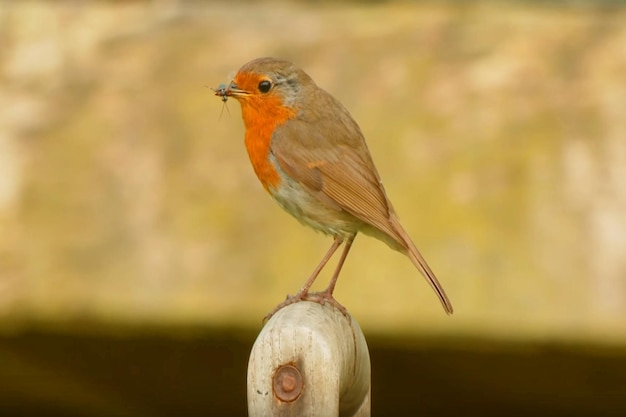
left=232, top=71, right=297, bottom=191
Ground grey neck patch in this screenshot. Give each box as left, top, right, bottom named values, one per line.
left=274, top=72, right=301, bottom=109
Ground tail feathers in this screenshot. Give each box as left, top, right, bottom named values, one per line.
left=390, top=217, right=454, bottom=315
left=406, top=241, right=454, bottom=314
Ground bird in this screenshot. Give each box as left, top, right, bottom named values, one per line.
left=214, top=57, right=453, bottom=315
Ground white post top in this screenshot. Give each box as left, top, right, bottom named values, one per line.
left=247, top=301, right=371, bottom=417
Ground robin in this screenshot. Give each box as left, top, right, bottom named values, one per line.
left=215, top=57, right=453, bottom=315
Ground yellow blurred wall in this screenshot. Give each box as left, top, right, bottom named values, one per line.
left=1, top=1, right=625, bottom=342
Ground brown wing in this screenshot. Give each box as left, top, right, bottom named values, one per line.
left=270, top=109, right=404, bottom=246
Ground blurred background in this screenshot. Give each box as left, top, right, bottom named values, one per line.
left=1, top=0, right=626, bottom=415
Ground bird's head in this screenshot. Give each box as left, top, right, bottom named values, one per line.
left=215, top=57, right=313, bottom=119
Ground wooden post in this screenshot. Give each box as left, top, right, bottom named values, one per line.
left=247, top=301, right=371, bottom=417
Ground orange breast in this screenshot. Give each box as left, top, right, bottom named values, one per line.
left=240, top=95, right=296, bottom=192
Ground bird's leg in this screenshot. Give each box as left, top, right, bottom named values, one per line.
left=263, top=237, right=343, bottom=321
left=322, top=236, right=354, bottom=296
left=302, top=236, right=354, bottom=318
left=295, top=236, right=344, bottom=297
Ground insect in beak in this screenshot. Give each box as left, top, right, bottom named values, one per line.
left=212, top=83, right=229, bottom=103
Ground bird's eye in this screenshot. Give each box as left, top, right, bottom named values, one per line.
left=258, top=80, right=272, bottom=93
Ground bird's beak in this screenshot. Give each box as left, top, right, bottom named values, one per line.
left=213, top=81, right=249, bottom=102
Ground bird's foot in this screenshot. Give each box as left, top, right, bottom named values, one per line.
left=263, top=290, right=350, bottom=322
left=263, top=291, right=307, bottom=322
left=302, top=291, right=350, bottom=321
left=302, top=291, right=350, bottom=319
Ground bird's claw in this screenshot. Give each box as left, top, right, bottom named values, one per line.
left=263, top=290, right=350, bottom=323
